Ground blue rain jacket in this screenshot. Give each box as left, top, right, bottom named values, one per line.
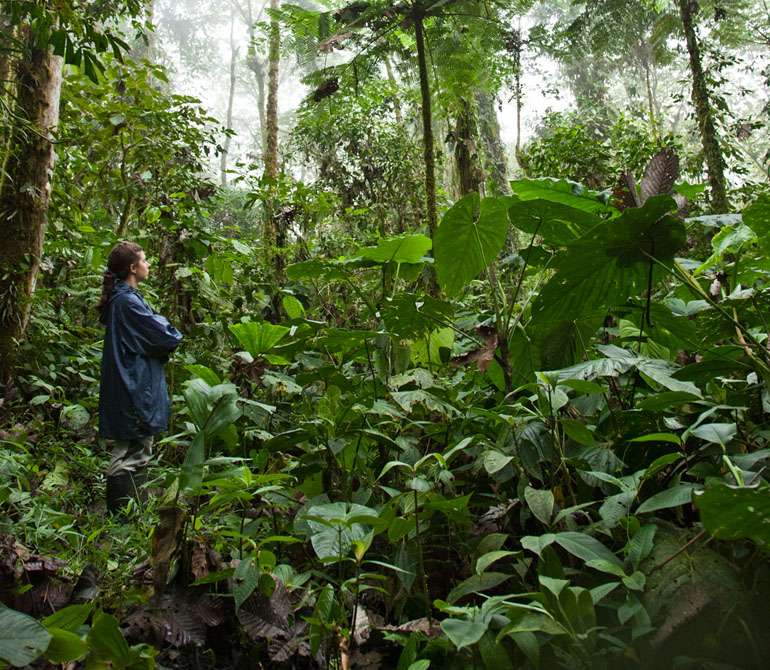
left=99, top=281, right=182, bottom=440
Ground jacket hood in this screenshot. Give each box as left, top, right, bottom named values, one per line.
left=99, top=280, right=135, bottom=325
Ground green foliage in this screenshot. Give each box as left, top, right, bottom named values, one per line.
left=5, top=1, right=770, bottom=667
left=519, top=110, right=677, bottom=189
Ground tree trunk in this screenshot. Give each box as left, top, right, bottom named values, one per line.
left=678, top=0, right=729, bottom=213
left=0, top=33, right=63, bottom=386
left=453, top=98, right=479, bottom=197
left=476, top=90, right=510, bottom=195
left=264, top=0, right=279, bottom=181
left=263, top=0, right=281, bottom=280
left=220, top=8, right=238, bottom=187
left=0, top=19, right=17, bottom=201
left=383, top=55, right=403, bottom=125
left=413, top=10, right=437, bottom=243
left=245, top=0, right=269, bottom=156
left=635, top=41, right=659, bottom=141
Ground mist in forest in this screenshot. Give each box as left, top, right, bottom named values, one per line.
left=150, top=0, right=768, bottom=186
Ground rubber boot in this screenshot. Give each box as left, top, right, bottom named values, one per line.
left=106, top=469, right=147, bottom=515
left=106, top=472, right=134, bottom=514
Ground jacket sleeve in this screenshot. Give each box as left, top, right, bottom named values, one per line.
left=121, top=295, right=183, bottom=358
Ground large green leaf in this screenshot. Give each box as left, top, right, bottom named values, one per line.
left=45, top=628, right=88, bottom=664
left=285, top=259, right=349, bottom=281
left=637, top=483, right=697, bottom=514
left=42, top=604, right=93, bottom=633
left=742, top=194, right=770, bottom=254
left=529, top=199, right=686, bottom=369
left=553, top=532, right=622, bottom=566
left=695, top=485, right=770, bottom=548
left=508, top=198, right=601, bottom=245
left=441, top=618, right=488, bottom=650
left=447, top=572, right=511, bottom=604
left=510, top=178, right=614, bottom=216
left=0, top=606, right=51, bottom=667
left=86, top=612, right=133, bottom=669
left=304, top=502, right=375, bottom=563
left=203, top=394, right=242, bottom=437
left=357, top=234, right=432, bottom=264
left=434, top=193, right=512, bottom=296
left=229, top=321, right=290, bottom=357
left=180, top=432, right=205, bottom=491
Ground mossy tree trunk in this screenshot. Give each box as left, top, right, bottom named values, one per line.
left=476, top=90, right=510, bottom=196
left=263, top=0, right=282, bottom=281
left=454, top=97, right=479, bottom=197
left=678, top=0, right=729, bottom=213
left=0, top=30, right=63, bottom=387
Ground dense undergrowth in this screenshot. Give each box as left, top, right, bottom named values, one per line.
left=3, top=1, right=770, bottom=667
left=4, top=163, right=770, bottom=669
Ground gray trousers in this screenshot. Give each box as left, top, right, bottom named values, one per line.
left=106, top=436, right=153, bottom=477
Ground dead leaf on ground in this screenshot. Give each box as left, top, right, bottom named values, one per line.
left=238, top=577, right=292, bottom=640
left=379, top=616, right=442, bottom=638
left=152, top=506, right=186, bottom=593
left=123, top=586, right=225, bottom=648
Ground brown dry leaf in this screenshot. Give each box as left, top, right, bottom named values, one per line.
left=124, top=586, right=224, bottom=648
left=453, top=326, right=498, bottom=372
left=319, top=32, right=352, bottom=53
left=312, top=78, right=339, bottom=102
left=268, top=622, right=310, bottom=662
left=237, top=578, right=292, bottom=640
left=190, top=541, right=211, bottom=582
left=473, top=499, right=519, bottom=535
left=611, top=172, right=641, bottom=210
left=379, top=617, right=442, bottom=638
left=0, top=534, right=72, bottom=615
left=640, top=147, right=680, bottom=203
left=152, top=506, right=186, bottom=593
left=348, top=649, right=385, bottom=669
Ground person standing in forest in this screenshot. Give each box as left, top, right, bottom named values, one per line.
left=97, top=241, right=182, bottom=514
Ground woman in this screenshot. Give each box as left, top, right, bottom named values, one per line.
left=97, top=241, right=182, bottom=513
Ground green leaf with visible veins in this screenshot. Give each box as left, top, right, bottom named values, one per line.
left=434, top=193, right=512, bottom=296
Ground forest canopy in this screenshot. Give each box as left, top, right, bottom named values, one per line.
left=1, top=0, right=770, bottom=668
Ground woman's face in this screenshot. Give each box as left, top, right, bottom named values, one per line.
left=130, top=251, right=150, bottom=282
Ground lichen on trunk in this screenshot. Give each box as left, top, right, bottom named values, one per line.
left=0, top=35, right=63, bottom=386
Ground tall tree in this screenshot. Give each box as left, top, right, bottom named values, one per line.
left=243, top=0, right=269, bottom=156
left=412, top=6, right=438, bottom=243
left=453, top=97, right=480, bottom=196
left=220, top=6, right=239, bottom=187
left=263, top=0, right=282, bottom=278
left=476, top=90, right=510, bottom=195
left=677, top=0, right=729, bottom=212
left=0, top=26, right=62, bottom=385
left=0, top=1, right=140, bottom=386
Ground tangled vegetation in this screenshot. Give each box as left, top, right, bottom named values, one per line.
left=2, top=0, right=770, bottom=669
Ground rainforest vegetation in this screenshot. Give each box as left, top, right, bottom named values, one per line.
left=2, top=0, right=770, bottom=668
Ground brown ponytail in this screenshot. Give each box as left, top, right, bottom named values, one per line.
left=97, top=241, right=143, bottom=317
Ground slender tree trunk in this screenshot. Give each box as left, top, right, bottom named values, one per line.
left=0, top=19, right=17, bottom=201
left=245, top=0, right=269, bottom=155
left=413, top=10, right=437, bottom=243
left=221, top=8, right=238, bottom=187
left=678, top=0, right=729, bottom=212
left=383, top=55, right=403, bottom=125
left=264, top=0, right=279, bottom=181
left=476, top=90, right=510, bottom=195
left=637, top=42, right=659, bottom=141
left=145, top=0, right=157, bottom=61
left=263, top=0, right=281, bottom=281
left=0, top=32, right=63, bottom=386
left=454, top=97, right=478, bottom=197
